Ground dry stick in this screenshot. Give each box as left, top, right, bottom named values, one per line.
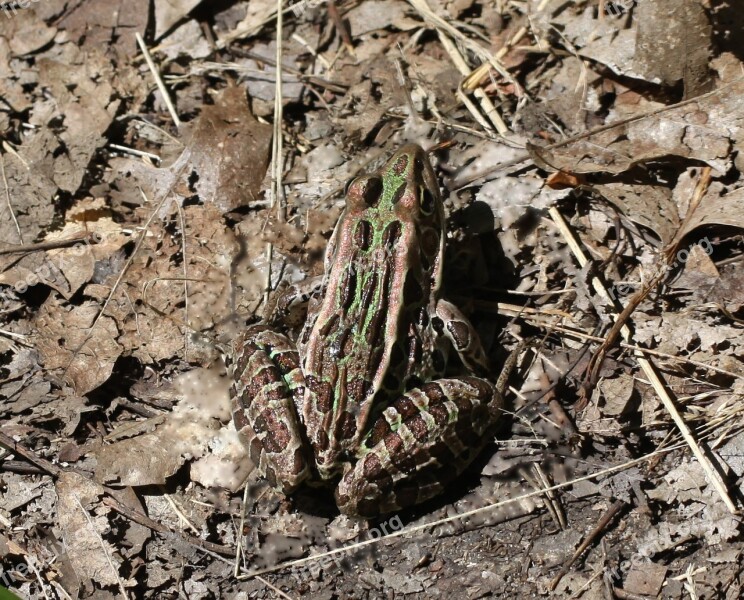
left=0, top=152, right=23, bottom=244
left=27, top=556, right=52, bottom=600
left=109, top=143, right=162, bottom=163
left=549, top=499, right=625, bottom=591
left=491, top=302, right=740, bottom=380
left=237, top=443, right=686, bottom=580
left=548, top=206, right=738, bottom=515
left=256, top=576, right=295, bottom=600
left=407, top=0, right=513, bottom=84
left=0, top=431, right=235, bottom=557
left=260, top=0, right=287, bottom=312
left=0, top=431, right=62, bottom=477
left=434, top=24, right=506, bottom=135
left=0, top=233, right=97, bottom=255
left=99, top=498, right=234, bottom=557
left=74, top=496, right=130, bottom=599
left=462, top=0, right=550, bottom=92
left=135, top=33, right=181, bottom=129
left=452, top=77, right=744, bottom=189
left=437, top=31, right=501, bottom=135
left=327, top=0, right=353, bottom=53
left=218, top=0, right=301, bottom=47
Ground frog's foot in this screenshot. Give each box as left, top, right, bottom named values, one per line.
left=230, top=325, right=311, bottom=493
left=334, top=377, right=502, bottom=517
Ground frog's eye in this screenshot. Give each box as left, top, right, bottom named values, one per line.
left=420, top=187, right=436, bottom=215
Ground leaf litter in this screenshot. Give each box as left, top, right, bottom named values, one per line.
left=0, top=0, right=743, bottom=598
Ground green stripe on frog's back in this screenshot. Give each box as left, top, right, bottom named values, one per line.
left=300, top=145, right=446, bottom=479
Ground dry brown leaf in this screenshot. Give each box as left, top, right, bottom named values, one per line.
left=34, top=297, right=122, bottom=396
left=624, top=562, right=667, bottom=597
left=44, top=0, right=149, bottom=58
left=681, top=183, right=744, bottom=236
left=55, top=472, right=132, bottom=589
left=112, top=86, right=272, bottom=213
left=185, top=85, right=273, bottom=212
left=599, top=181, right=679, bottom=246
left=2, top=9, right=57, bottom=56
left=94, top=369, right=249, bottom=491
left=530, top=77, right=744, bottom=177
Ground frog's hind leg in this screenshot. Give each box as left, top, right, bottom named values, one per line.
left=335, top=376, right=502, bottom=517
left=230, top=325, right=311, bottom=493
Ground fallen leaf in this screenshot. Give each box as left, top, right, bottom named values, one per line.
left=34, top=297, right=122, bottom=396
left=55, top=472, right=132, bottom=589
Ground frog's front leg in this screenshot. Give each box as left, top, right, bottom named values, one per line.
left=334, top=376, right=502, bottom=517
left=230, top=325, right=312, bottom=493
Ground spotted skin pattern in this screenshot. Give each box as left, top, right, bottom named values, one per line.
left=231, top=145, right=511, bottom=517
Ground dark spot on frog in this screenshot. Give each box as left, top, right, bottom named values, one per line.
left=403, top=272, right=424, bottom=305
left=362, top=176, right=383, bottom=206
left=382, top=221, right=401, bottom=249
left=390, top=181, right=407, bottom=205
left=308, top=377, right=333, bottom=413
left=392, top=153, right=409, bottom=175
left=354, top=220, right=372, bottom=250
left=336, top=410, right=357, bottom=441
left=406, top=414, right=429, bottom=442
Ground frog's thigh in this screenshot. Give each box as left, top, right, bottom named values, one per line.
left=231, top=326, right=311, bottom=493
left=335, top=377, right=502, bottom=517
left=435, top=300, right=490, bottom=374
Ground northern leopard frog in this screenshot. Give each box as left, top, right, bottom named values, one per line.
left=231, top=144, right=510, bottom=517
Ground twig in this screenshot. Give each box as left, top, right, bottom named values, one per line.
left=0, top=431, right=62, bottom=477
left=226, top=50, right=345, bottom=92
left=0, top=233, right=97, bottom=255
left=108, top=143, right=162, bottom=163
left=549, top=499, right=625, bottom=590
left=161, top=488, right=200, bottom=535
left=135, top=33, right=181, bottom=129
left=327, top=0, right=353, bottom=53
left=436, top=28, right=507, bottom=135
left=26, top=557, right=51, bottom=600
left=175, top=201, right=190, bottom=360
left=509, top=313, right=743, bottom=381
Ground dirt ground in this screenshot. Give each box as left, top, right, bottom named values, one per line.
left=0, top=0, right=743, bottom=598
